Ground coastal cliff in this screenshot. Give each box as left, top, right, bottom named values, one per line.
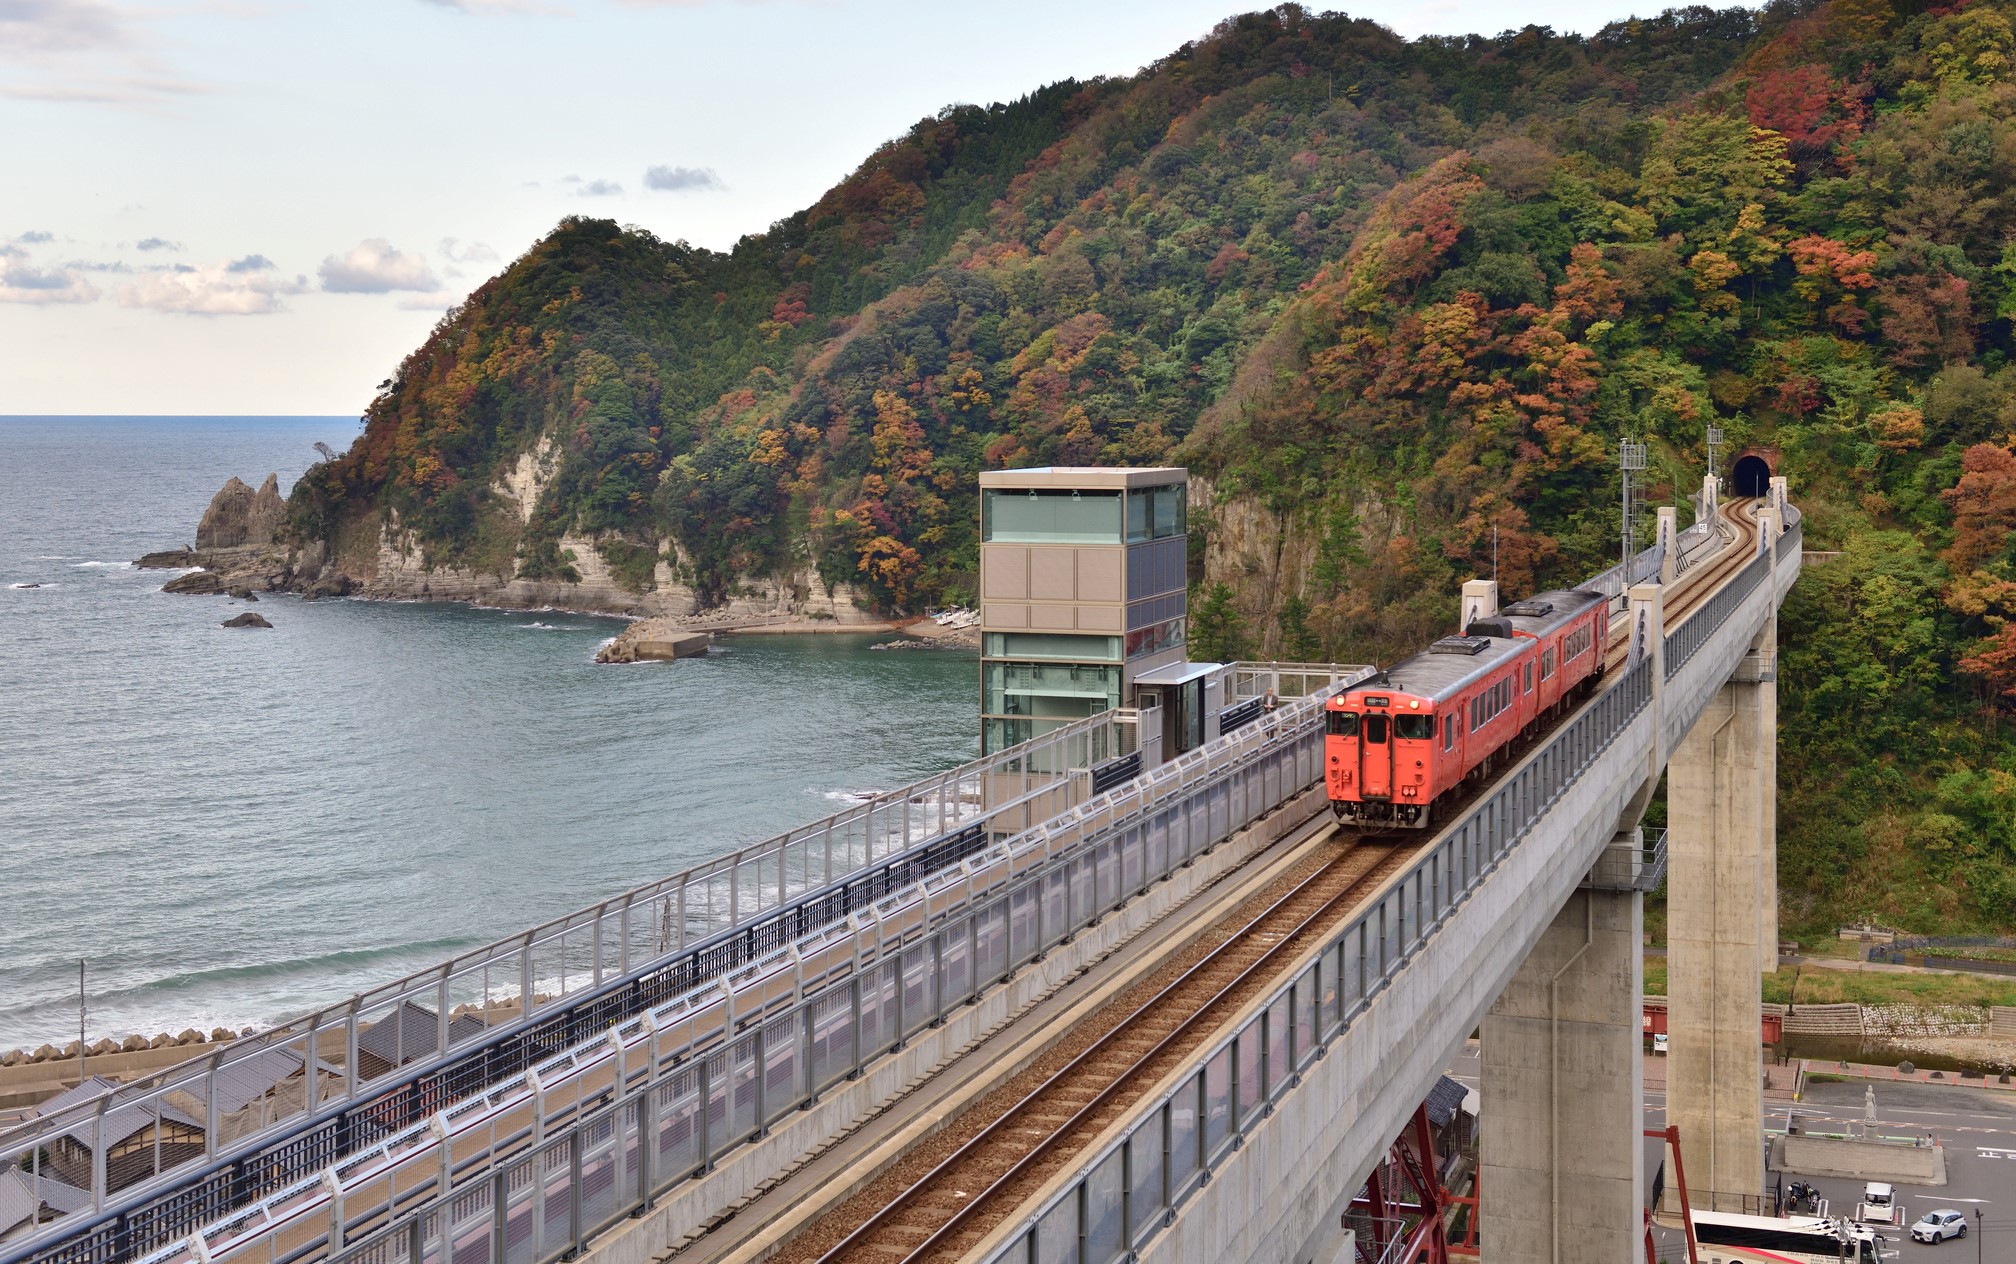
left=156, top=0, right=2016, bottom=937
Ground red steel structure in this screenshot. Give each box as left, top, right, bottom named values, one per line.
left=1351, top=1105, right=1453, bottom=1264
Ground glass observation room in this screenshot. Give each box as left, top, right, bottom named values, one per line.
left=976, top=466, right=1191, bottom=754
left=982, top=483, right=1186, bottom=545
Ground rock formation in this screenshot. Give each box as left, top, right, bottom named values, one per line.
left=222, top=612, right=273, bottom=628
left=197, top=474, right=284, bottom=550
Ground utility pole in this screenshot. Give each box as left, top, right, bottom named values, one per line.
left=1621, top=438, right=1647, bottom=584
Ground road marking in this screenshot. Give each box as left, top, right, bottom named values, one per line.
left=1979, top=1146, right=2016, bottom=1159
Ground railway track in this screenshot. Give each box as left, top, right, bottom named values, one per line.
left=776, top=835, right=1409, bottom=1264
left=1602, top=496, right=1761, bottom=674
left=744, top=499, right=1784, bottom=1264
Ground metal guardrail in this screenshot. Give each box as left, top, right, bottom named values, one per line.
left=1583, top=829, right=1669, bottom=893
left=981, top=655, right=1659, bottom=1264
left=0, top=706, right=1150, bottom=1264
left=985, top=501, right=1798, bottom=1264
left=159, top=685, right=1359, bottom=1264
left=1664, top=547, right=1768, bottom=681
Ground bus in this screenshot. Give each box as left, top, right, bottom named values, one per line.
left=1689, top=1210, right=1881, bottom=1263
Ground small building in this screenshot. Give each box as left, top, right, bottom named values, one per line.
left=0, top=1165, right=90, bottom=1241
left=31, top=1076, right=205, bottom=1195
left=977, top=466, right=1190, bottom=753
left=356, top=1002, right=487, bottom=1080
left=162, top=1046, right=343, bottom=1148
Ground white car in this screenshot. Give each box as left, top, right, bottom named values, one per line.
left=1911, top=1210, right=1968, bottom=1243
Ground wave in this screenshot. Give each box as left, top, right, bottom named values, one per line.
left=9, top=583, right=53, bottom=590
left=88, top=936, right=483, bottom=1003
left=818, top=788, right=883, bottom=804
left=72, top=560, right=132, bottom=569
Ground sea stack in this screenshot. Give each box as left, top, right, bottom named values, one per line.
left=197, top=474, right=284, bottom=550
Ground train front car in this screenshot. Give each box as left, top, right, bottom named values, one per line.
left=1325, top=631, right=1532, bottom=830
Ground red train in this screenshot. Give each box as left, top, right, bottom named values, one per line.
left=1325, top=589, right=1610, bottom=829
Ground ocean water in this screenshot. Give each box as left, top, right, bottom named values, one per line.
left=0, top=417, right=979, bottom=1051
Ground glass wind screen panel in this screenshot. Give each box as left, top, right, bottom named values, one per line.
left=984, top=632, right=1122, bottom=662
left=1124, top=486, right=1187, bottom=544
left=985, top=489, right=1123, bottom=543
left=986, top=661, right=1122, bottom=717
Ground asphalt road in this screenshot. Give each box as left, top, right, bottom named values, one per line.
left=1444, top=1047, right=2016, bottom=1262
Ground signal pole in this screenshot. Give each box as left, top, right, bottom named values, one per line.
left=1621, top=438, right=1647, bottom=584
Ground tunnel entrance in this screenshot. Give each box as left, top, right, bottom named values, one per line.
left=1732, top=453, right=1772, bottom=497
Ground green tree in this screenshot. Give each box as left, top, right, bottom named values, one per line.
left=1190, top=582, right=1249, bottom=662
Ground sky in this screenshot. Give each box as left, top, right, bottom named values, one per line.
left=4, top=0, right=1708, bottom=417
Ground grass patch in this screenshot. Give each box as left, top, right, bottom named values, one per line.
left=1645, top=958, right=2016, bottom=1007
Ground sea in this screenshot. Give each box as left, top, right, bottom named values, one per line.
left=0, top=417, right=980, bottom=1052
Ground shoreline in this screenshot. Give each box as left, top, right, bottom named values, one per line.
left=136, top=545, right=982, bottom=654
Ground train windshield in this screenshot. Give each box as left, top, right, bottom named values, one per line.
left=1327, top=710, right=1359, bottom=737
left=1394, top=715, right=1432, bottom=740
left=1363, top=715, right=1389, bottom=743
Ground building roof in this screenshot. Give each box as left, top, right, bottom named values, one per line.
left=0, top=1166, right=91, bottom=1238
left=1423, top=1074, right=1471, bottom=1128
left=201, top=1047, right=336, bottom=1116
left=979, top=466, right=1186, bottom=490
left=31, top=1078, right=203, bottom=1151
left=1132, top=660, right=1222, bottom=687
left=356, top=1002, right=485, bottom=1071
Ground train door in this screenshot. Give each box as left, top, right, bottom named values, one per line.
left=1359, top=710, right=1393, bottom=799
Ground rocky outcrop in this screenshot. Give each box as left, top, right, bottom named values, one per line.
left=222, top=612, right=273, bottom=628
left=151, top=474, right=885, bottom=637
left=197, top=474, right=284, bottom=550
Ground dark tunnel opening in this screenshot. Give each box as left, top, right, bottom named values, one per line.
left=1732, top=454, right=1772, bottom=497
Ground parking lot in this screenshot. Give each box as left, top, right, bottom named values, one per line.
left=1768, top=1079, right=2016, bottom=1262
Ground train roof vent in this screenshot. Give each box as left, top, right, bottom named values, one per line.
left=1430, top=635, right=1492, bottom=656
left=1502, top=599, right=1554, bottom=617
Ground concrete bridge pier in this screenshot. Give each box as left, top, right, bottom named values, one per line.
left=1480, top=881, right=1646, bottom=1264
left=1664, top=608, right=1778, bottom=1213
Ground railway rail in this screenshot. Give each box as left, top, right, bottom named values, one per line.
left=784, top=835, right=1407, bottom=1264
left=765, top=497, right=1780, bottom=1264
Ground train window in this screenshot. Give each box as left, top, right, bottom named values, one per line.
left=1327, top=710, right=1359, bottom=737
left=1541, top=649, right=1555, bottom=680
left=1469, top=698, right=1480, bottom=731
left=1363, top=715, right=1389, bottom=744
left=1395, top=715, right=1432, bottom=741
left=1524, top=662, right=1534, bottom=693
left=1443, top=715, right=1454, bottom=750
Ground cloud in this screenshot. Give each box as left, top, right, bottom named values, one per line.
left=439, top=238, right=498, bottom=265
left=0, top=0, right=122, bottom=54
left=16, top=230, right=55, bottom=243
left=0, top=3, right=204, bottom=106
left=644, top=164, right=723, bottom=193
left=116, top=257, right=309, bottom=315
left=419, top=0, right=566, bottom=12
left=318, top=239, right=440, bottom=293
left=577, top=179, right=623, bottom=197
left=0, top=257, right=99, bottom=305
left=559, top=174, right=581, bottom=184
left=135, top=236, right=180, bottom=252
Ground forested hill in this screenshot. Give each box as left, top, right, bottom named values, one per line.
left=290, top=0, right=2016, bottom=940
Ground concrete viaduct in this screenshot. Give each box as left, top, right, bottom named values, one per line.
left=1117, top=480, right=1799, bottom=1264
left=0, top=480, right=1800, bottom=1264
